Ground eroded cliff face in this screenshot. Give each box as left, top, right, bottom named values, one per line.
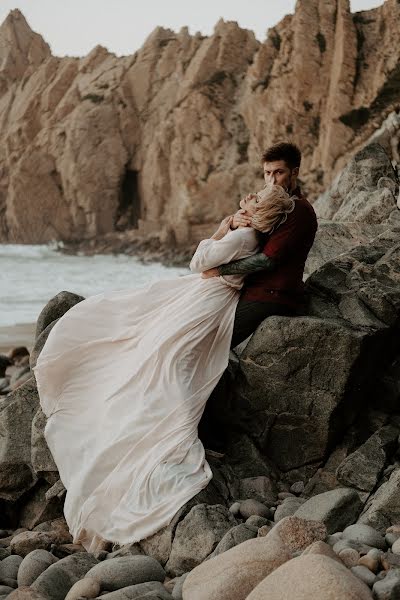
left=0, top=2, right=399, bottom=245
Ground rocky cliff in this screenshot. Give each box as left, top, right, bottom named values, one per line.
left=0, top=1, right=399, bottom=247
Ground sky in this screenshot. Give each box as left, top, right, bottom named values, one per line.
left=0, top=0, right=384, bottom=57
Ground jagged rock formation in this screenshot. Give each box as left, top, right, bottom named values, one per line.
left=0, top=1, right=400, bottom=247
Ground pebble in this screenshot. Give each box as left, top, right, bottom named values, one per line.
left=358, top=549, right=382, bottom=573
left=239, top=499, right=271, bottom=520
left=90, top=581, right=173, bottom=599
left=0, top=578, right=17, bottom=588
left=385, top=532, right=398, bottom=547
left=172, top=573, right=189, bottom=600
left=64, top=577, right=100, bottom=600
left=18, top=550, right=59, bottom=587
left=0, top=555, right=23, bottom=583
left=274, top=497, right=305, bottom=523
left=373, top=568, right=400, bottom=599
left=245, top=516, right=271, bottom=530
left=290, top=481, right=305, bottom=495
left=391, top=538, right=400, bottom=554
left=277, top=492, right=296, bottom=500
left=327, top=532, right=342, bottom=546
left=229, top=502, right=241, bottom=517
left=338, top=548, right=360, bottom=568
left=84, top=555, right=166, bottom=592
left=342, top=524, right=387, bottom=550
left=351, top=565, right=378, bottom=588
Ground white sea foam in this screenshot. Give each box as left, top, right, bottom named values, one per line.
left=1, top=244, right=188, bottom=327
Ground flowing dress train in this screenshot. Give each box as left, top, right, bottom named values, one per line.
left=33, top=227, right=258, bottom=552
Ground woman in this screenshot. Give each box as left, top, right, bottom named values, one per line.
left=33, top=184, right=294, bottom=553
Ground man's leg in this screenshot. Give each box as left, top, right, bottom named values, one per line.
left=198, top=300, right=294, bottom=450
left=231, top=299, right=295, bottom=349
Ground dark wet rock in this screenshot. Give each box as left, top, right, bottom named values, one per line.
left=35, top=291, right=84, bottom=340
left=31, top=553, right=98, bottom=600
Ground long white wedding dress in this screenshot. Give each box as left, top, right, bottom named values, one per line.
left=33, top=227, right=258, bottom=552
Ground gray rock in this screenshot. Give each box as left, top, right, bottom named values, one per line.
left=0, top=549, right=10, bottom=561
left=342, top=524, right=387, bottom=550
left=229, top=502, right=241, bottom=517
left=372, top=568, right=400, bottom=599
left=35, top=291, right=84, bottom=339
left=31, top=552, right=98, bottom=600
left=333, top=539, right=362, bottom=554
left=172, top=573, right=188, bottom=600
left=18, top=481, right=63, bottom=530
left=30, top=408, right=58, bottom=483
left=17, top=549, right=58, bottom=587
left=313, top=143, right=399, bottom=224
left=336, top=426, right=399, bottom=492
left=0, top=555, right=23, bottom=584
left=245, top=516, right=271, bottom=530
left=0, top=585, right=15, bottom=595
left=30, top=319, right=59, bottom=369
left=239, top=499, right=271, bottom=520
left=305, top=221, right=384, bottom=277
left=358, top=469, right=400, bottom=533
left=209, top=524, right=257, bottom=558
left=85, top=556, right=165, bottom=592
left=238, top=476, right=277, bottom=506
left=93, top=581, right=172, bottom=599
left=274, top=497, right=305, bottom=523
left=0, top=379, right=39, bottom=502
left=165, top=504, right=237, bottom=576
left=386, top=532, right=398, bottom=547
left=327, top=532, right=342, bottom=546
left=351, top=565, right=378, bottom=587
left=0, top=577, right=17, bottom=589
left=106, top=543, right=144, bottom=560
left=290, top=481, right=305, bottom=495
left=294, top=488, right=363, bottom=534
left=236, top=315, right=376, bottom=471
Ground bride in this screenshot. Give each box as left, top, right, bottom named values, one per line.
left=33, top=183, right=294, bottom=553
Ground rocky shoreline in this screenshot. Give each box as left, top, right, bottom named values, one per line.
left=0, top=143, right=399, bottom=599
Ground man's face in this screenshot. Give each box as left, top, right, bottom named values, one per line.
left=263, top=160, right=298, bottom=192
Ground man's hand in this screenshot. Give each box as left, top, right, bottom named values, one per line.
left=201, top=267, right=220, bottom=279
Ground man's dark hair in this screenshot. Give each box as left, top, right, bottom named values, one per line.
left=261, top=142, right=301, bottom=170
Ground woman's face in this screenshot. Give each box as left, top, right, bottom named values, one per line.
left=239, top=194, right=259, bottom=216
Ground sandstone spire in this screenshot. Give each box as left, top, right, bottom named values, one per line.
left=0, top=9, right=50, bottom=90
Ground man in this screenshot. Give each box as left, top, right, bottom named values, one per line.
left=199, top=141, right=318, bottom=450
left=202, top=141, right=317, bottom=347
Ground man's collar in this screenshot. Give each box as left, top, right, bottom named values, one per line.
left=291, top=185, right=301, bottom=198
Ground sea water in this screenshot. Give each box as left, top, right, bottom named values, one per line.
left=1, top=244, right=188, bottom=327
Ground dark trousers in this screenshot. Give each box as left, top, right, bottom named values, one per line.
left=198, top=299, right=295, bottom=450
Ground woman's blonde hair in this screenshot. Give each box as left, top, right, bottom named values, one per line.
left=251, top=184, right=295, bottom=233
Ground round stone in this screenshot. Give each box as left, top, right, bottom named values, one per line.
left=239, top=499, right=271, bottom=520
left=342, top=524, right=386, bottom=550
left=338, top=548, right=359, bottom=568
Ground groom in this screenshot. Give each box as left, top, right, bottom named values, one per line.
left=199, top=141, right=318, bottom=448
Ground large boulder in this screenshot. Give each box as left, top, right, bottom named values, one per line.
left=358, top=469, right=400, bottom=533
left=182, top=516, right=326, bottom=600
left=313, top=143, right=399, bottom=224
left=235, top=315, right=374, bottom=471
left=246, top=554, right=373, bottom=600
left=294, top=488, right=362, bottom=534
left=240, top=228, right=400, bottom=472
left=0, top=379, right=39, bottom=501
left=166, top=504, right=237, bottom=576
left=336, top=425, right=399, bottom=492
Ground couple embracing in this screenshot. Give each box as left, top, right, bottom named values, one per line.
left=34, top=142, right=317, bottom=552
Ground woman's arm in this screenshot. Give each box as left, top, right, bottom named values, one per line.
left=189, top=227, right=247, bottom=273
